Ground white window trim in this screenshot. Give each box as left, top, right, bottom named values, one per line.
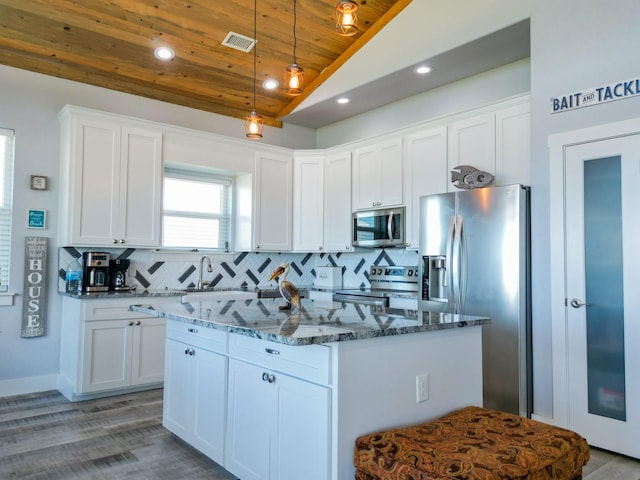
left=0, top=127, right=15, bottom=293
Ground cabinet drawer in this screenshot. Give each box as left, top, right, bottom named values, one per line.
left=166, top=319, right=227, bottom=354
left=228, top=334, right=331, bottom=384
left=81, top=296, right=177, bottom=321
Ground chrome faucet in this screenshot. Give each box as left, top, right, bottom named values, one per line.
left=198, top=256, right=212, bottom=290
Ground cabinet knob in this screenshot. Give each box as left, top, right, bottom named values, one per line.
left=188, top=328, right=198, bottom=333
left=184, top=348, right=195, bottom=356
left=135, top=320, right=141, bottom=326
left=113, top=239, right=119, bottom=244
left=128, top=321, right=134, bottom=326
left=265, top=347, right=280, bottom=355
left=262, top=372, right=276, bottom=383
left=119, top=239, right=125, bottom=244
left=185, top=348, right=190, bottom=355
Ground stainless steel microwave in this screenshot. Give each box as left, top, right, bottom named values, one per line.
left=352, top=207, right=405, bottom=248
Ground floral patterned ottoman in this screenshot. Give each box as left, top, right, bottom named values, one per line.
left=354, top=406, right=590, bottom=480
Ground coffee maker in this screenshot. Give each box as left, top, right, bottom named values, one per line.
left=109, top=258, right=133, bottom=292
left=82, top=252, right=110, bottom=293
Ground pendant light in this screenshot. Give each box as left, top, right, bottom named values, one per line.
left=336, top=0, right=358, bottom=36
left=245, top=0, right=263, bottom=139
left=285, top=0, right=303, bottom=96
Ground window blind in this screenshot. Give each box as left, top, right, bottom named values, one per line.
left=0, top=128, right=15, bottom=291
left=162, top=168, right=232, bottom=250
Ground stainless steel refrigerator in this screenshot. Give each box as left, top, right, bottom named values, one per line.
left=418, top=184, right=531, bottom=417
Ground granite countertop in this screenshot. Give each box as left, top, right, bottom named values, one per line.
left=130, top=298, right=489, bottom=346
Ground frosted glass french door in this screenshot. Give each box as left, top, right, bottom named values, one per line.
left=564, top=135, right=640, bottom=459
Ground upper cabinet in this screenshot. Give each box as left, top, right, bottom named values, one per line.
left=447, top=101, right=531, bottom=192
left=403, top=126, right=448, bottom=249
left=292, top=150, right=353, bottom=253
left=59, top=107, right=163, bottom=247
left=495, top=102, right=531, bottom=186
left=447, top=113, right=496, bottom=192
left=293, top=153, right=324, bottom=252
left=253, top=151, right=293, bottom=251
left=323, top=150, right=353, bottom=252
left=352, top=138, right=403, bottom=210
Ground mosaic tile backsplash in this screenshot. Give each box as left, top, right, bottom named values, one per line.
left=58, top=247, right=419, bottom=293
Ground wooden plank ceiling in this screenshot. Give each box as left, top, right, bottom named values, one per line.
left=0, top=0, right=409, bottom=128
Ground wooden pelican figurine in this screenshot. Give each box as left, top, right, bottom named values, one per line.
left=268, top=262, right=301, bottom=311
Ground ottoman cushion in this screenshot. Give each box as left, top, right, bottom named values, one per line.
left=354, top=406, right=590, bottom=480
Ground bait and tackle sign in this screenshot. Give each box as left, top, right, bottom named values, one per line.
left=551, top=76, right=640, bottom=113
left=21, top=236, right=48, bottom=338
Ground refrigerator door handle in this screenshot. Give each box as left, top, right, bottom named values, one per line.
left=446, top=215, right=456, bottom=306
left=452, top=214, right=463, bottom=313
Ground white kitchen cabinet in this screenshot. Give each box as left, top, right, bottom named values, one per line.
left=293, top=153, right=324, bottom=252
left=292, top=150, right=353, bottom=253
left=58, top=106, right=163, bottom=247
left=447, top=100, right=530, bottom=192
left=403, top=126, right=448, bottom=249
left=81, top=316, right=165, bottom=393
left=323, top=150, right=353, bottom=252
left=163, top=321, right=227, bottom=465
left=495, top=102, right=531, bottom=186
left=352, top=138, right=403, bottom=210
left=225, top=334, right=331, bottom=480
left=59, top=296, right=175, bottom=401
left=447, top=113, right=496, bottom=192
left=253, top=151, right=294, bottom=251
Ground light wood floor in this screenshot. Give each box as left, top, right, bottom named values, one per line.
left=1, top=388, right=639, bottom=479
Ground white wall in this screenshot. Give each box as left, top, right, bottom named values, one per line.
left=528, top=0, right=640, bottom=418
left=316, top=59, right=531, bottom=147
left=0, top=65, right=315, bottom=395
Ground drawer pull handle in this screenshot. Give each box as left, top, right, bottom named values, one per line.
left=262, top=372, right=276, bottom=383
left=188, top=328, right=198, bottom=333
left=265, top=348, right=280, bottom=355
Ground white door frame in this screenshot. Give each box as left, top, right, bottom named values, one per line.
left=548, top=117, right=640, bottom=428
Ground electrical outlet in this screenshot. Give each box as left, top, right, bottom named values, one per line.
left=416, top=373, right=429, bottom=403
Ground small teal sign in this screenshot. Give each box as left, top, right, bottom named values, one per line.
left=28, top=209, right=46, bottom=229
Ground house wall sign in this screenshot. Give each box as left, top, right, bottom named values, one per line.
left=21, top=237, right=48, bottom=338
left=551, top=76, right=640, bottom=113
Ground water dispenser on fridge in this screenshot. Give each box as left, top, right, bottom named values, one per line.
left=420, top=255, right=449, bottom=312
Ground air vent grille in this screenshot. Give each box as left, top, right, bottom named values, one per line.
left=221, top=32, right=256, bottom=53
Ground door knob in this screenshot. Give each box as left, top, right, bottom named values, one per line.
left=569, top=298, right=590, bottom=308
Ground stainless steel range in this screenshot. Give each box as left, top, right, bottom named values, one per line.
left=333, top=266, right=418, bottom=308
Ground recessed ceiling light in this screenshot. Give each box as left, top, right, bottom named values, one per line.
left=263, top=79, right=279, bottom=90
left=154, top=46, right=175, bottom=60
left=336, top=97, right=350, bottom=104
left=415, top=65, right=433, bottom=74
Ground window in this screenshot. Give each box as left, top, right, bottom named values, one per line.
left=0, top=128, right=14, bottom=291
left=162, top=168, right=232, bottom=250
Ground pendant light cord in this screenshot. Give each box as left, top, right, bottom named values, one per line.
left=253, top=0, right=257, bottom=111
left=292, top=0, right=297, bottom=63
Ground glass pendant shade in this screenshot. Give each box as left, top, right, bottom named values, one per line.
left=336, top=0, right=358, bottom=36
left=245, top=109, right=263, bottom=139
left=285, top=63, right=304, bottom=96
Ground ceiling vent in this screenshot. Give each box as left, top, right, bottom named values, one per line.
left=221, top=32, right=256, bottom=53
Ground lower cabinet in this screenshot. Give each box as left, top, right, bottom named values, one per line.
left=225, top=358, right=330, bottom=480
left=59, top=296, right=176, bottom=401
left=163, top=337, right=227, bottom=465
left=81, top=316, right=165, bottom=393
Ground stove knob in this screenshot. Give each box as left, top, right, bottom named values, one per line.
left=377, top=268, right=383, bottom=275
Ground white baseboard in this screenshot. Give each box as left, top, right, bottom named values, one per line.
left=0, top=374, right=59, bottom=398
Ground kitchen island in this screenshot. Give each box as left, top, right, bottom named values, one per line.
left=132, top=298, right=489, bottom=480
